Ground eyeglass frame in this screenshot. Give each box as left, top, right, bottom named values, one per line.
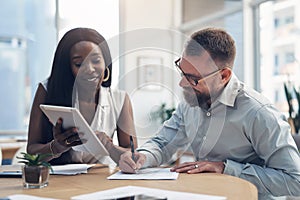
left=174, top=58, right=228, bottom=86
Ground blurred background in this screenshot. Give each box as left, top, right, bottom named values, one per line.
left=1, top=0, right=300, bottom=164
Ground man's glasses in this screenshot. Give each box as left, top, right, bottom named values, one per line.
left=174, top=58, right=223, bottom=86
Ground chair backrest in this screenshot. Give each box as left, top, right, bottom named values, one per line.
left=292, top=134, right=300, bottom=151
left=11, top=144, right=27, bottom=165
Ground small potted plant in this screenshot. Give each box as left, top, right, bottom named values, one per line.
left=150, top=103, right=175, bottom=124
left=17, top=152, right=53, bottom=189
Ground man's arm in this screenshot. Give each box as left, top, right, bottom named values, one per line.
left=225, top=105, right=300, bottom=197
left=119, top=102, right=191, bottom=171
left=137, top=102, right=193, bottom=168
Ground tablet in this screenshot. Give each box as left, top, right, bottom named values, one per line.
left=39, top=104, right=109, bottom=160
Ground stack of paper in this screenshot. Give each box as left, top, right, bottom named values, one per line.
left=0, top=164, right=94, bottom=176
left=51, top=164, right=95, bottom=175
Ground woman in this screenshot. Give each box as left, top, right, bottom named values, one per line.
left=27, top=27, right=137, bottom=165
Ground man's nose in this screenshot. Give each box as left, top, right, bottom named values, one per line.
left=179, top=76, right=190, bottom=88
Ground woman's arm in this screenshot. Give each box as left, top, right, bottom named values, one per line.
left=97, top=93, right=137, bottom=164
left=27, top=84, right=55, bottom=156
left=27, top=84, right=75, bottom=160
left=116, top=93, right=137, bottom=148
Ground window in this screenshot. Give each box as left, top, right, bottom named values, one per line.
left=274, top=18, right=280, bottom=28
left=285, top=52, right=294, bottom=64
left=259, top=0, right=300, bottom=115
left=0, top=0, right=119, bottom=139
left=0, top=1, right=56, bottom=136
left=274, top=54, right=279, bottom=75
left=275, top=89, right=279, bottom=102
left=0, top=37, right=27, bottom=130
left=285, top=16, right=294, bottom=25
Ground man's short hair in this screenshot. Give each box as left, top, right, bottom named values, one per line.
left=185, top=27, right=236, bottom=69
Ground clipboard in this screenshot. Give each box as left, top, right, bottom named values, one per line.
left=39, top=104, right=109, bottom=160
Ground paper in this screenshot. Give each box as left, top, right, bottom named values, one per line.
left=51, top=164, right=95, bottom=175
left=107, top=168, right=179, bottom=180
left=6, top=194, right=58, bottom=200
left=71, top=185, right=226, bottom=200
left=0, top=164, right=94, bottom=176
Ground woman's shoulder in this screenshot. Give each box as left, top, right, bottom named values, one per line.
left=103, top=87, right=126, bottom=98
left=101, top=87, right=127, bottom=109
left=39, top=79, right=48, bottom=91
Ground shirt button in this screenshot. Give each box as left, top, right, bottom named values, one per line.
left=206, top=112, right=211, bottom=117
left=203, top=136, right=206, bottom=140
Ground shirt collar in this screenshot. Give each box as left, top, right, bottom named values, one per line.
left=216, top=73, right=242, bottom=107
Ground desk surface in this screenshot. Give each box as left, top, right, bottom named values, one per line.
left=0, top=165, right=257, bottom=200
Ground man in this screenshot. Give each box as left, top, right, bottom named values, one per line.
left=119, top=28, right=300, bottom=199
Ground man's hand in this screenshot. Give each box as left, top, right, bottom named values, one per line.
left=170, top=161, right=225, bottom=174
left=119, top=151, right=146, bottom=174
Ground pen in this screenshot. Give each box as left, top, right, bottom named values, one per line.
left=130, top=135, right=135, bottom=161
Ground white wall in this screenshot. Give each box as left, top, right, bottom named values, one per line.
left=119, top=0, right=183, bottom=146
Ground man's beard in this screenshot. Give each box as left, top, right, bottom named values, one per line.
left=183, top=87, right=211, bottom=108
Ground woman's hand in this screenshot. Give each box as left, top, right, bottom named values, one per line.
left=95, top=131, right=113, bottom=150
left=95, top=131, right=129, bottom=163
left=51, top=118, right=84, bottom=154
left=170, top=161, right=225, bottom=174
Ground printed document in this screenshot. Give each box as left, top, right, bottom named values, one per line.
left=107, top=168, right=179, bottom=180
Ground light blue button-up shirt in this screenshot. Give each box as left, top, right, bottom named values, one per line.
left=138, top=73, right=300, bottom=199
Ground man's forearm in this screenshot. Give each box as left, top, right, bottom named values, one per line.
left=224, top=159, right=300, bottom=197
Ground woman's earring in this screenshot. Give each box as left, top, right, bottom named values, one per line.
left=103, top=67, right=110, bottom=82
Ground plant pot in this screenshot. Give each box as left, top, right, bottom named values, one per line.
left=22, top=165, right=50, bottom=189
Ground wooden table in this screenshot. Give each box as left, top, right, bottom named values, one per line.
left=0, top=165, right=258, bottom=200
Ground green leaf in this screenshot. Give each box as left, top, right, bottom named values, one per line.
left=16, top=152, right=52, bottom=169
left=17, top=161, right=29, bottom=165
left=284, top=82, right=294, bottom=118
left=293, top=86, right=300, bottom=113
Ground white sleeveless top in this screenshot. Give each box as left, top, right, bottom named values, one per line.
left=73, top=86, right=126, bottom=138
left=41, top=80, right=126, bottom=165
